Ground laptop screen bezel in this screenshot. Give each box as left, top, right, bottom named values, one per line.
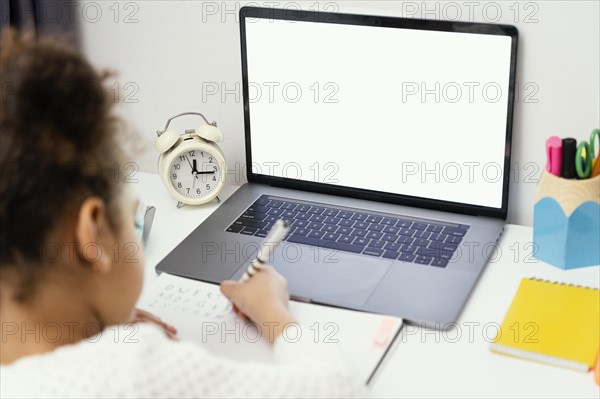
left=239, top=6, right=518, bottom=220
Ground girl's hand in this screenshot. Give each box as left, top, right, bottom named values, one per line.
left=130, top=308, right=178, bottom=340
left=220, top=265, right=295, bottom=343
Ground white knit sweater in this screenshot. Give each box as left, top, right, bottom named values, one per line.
left=0, top=323, right=362, bottom=398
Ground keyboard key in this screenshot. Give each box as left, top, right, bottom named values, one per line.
left=324, top=217, right=341, bottom=225
left=281, top=202, right=298, bottom=210
left=396, top=220, right=413, bottom=228
left=383, top=226, right=399, bottom=234
left=327, top=242, right=364, bottom=253
left=369, top=240, right=385, bottom=249
left=296, top=204, right=311, bottom=212
left=338, top=211, right=354, bottom=219
left=428, top=243, right=455, bottom=258
left=382, top=234, right=397, bottom=242
left=426, top=225, right=444, bottom=233
left=323, top=209, right=339, bottom=217
left=351, top=213, right=368, bottom=221
left=442, top=243, right=458, bottom=252
left=287, top=234, right=315, bottom=245
left=307, top=222, right=324, bottom=230
left=295, top=220, right=309, bottom=228
left=397, top=236, right=414, bottom=244
left=363, top=248, right=384, bottom=257
left=430, top=233, right=446, bottom=242
left=366, top=215, right=383, bottom=223
left=241, top=211, right=267, bottom=221
left=350, top=229, right=367, bottom=237
left=416, top=247, right=442, bottom=257
left=307, top=230, right=325, bottom=238
left=280, top=217, right=294, bottom=225
left=445, top=235, right=463, bottom=244
left=367, top=224, right=384, bottom=232
left=382, top=218, right=398, bottom=226
left=355, top=221, right=369, bottom=229
left=338, top=219, right=354, bottom=227
left=295, top=228, right=310, bottom=236
left=458, top=224, right=470, bottom=230
left=366, top=231, right=383, bottom=240
left=339, top=235, right=353, bottom=244
left=296, top=213, right=310, bottom=220
left=269, top=200, right=283, bottom=208
left=323, top=225, right=338, bottom=233
left=255, top=230, right=269, bottom=238
left=282, top=210, right=297, bottom=218
left=431, top=258, right=449, bottom=267
left=353, top=237, right=370, bottom=246
left=254, top=197, right=270, bottom=206
left=267, top=208, right=283, bottom=216
left=414, top=231, right=431, bottom=239
left=247, top=205, right=269, bottom=214
left=442, top=227, right=467, bottom=237
left=383, top=250, right=400, bottom=259
left=232, top=218, right=268, bottom=229
left=240, top=227, right=259, bottom=235
left=337, top=227, right=352, bottom=235
left=401, top=245, right=417, bottom=254
left=412, top=223, right=428, bottom=230
left=323, top=233, right=340, bottom=241
left=413, top=238, right=429, bottom=247
left=310, top=215, right=326, bottom=222
left=384, top=242, right=401, bottom=251
left=399, top=253, right=416, bottom=262
left=415, top=256, right=433, bottom=265
left=309, top=207, right=325, bottom=214
left=226, top=224, right=244, bottom=233
left=399, top=228, right=415, bottom=236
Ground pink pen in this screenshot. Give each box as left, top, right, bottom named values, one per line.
left=546, top=136, right=562, bottom=176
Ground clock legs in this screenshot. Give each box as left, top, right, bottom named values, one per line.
left=176, top=197, right=220, bottom=208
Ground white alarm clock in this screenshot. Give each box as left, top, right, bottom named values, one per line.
left=155, top=112, right=227, bottom=208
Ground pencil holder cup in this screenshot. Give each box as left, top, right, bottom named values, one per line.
left=533, top=170, right=600, bottom=269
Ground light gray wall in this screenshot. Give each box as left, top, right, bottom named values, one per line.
left=77, top=1, right=600, bottom=226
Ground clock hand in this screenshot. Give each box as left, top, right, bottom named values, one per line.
left=185, top=155, right=194, bottom=172
left=192, top=159, right=199, bottom=174
left=195, top=171, right=216, bottom=175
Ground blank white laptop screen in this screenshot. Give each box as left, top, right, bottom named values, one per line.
left=245, top=18, right=512, bottom=209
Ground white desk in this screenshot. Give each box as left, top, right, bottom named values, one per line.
left=133, top=172, right=600, bottom=399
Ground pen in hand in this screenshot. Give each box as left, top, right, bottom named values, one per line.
left=240, top=219, right=290, bottom=282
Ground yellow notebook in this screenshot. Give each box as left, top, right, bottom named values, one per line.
left=490, top=278, right=600, bottom=372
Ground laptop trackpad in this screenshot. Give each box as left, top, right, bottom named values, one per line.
left=273, top=243, right=392, bottom=308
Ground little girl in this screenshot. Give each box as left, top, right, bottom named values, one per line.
left=0, top=30, right=359, bottom=398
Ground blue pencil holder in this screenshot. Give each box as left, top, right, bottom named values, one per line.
left=533, top=170, right=600, bottom=269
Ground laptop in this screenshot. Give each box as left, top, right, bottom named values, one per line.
left=156, top=7, right=518, bottom=328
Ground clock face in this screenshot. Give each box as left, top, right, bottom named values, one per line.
left=168, top=149, right=222, bottom=199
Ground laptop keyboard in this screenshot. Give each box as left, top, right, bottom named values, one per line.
left=226, top=195, right=469, bottom=268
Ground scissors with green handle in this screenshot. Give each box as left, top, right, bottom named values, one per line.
left=575, top=129, right=600, bottom=178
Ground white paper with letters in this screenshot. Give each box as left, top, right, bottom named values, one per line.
left=137, top=273, right=402, bottom=383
